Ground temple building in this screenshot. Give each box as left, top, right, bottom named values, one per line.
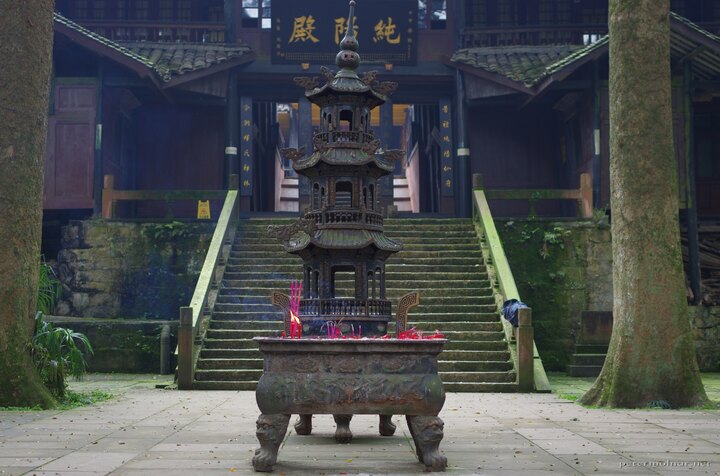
left=42, top=1, right=720, bottom=381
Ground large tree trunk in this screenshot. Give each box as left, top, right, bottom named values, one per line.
left=0, top=0, right=56, bottom=408
left=580, top=0, right=707, bottom=408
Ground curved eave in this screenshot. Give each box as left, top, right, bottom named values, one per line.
left=306, top=79, right=387, bottom=107
left=285, top=229, right=402, bottom=253
left=293, top=150, right=395, bottom=173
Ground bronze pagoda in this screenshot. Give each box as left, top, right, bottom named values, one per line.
left=277, top=0, right=404, bottom=338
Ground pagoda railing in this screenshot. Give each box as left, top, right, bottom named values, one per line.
left=299, top=298, right=391, bottom=318
left=313, top=131, right=375, bottom=148
left=307, top=209, right=383, bottom=230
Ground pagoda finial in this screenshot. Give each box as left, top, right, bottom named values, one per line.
left=336, top=0, right=360, bottom=70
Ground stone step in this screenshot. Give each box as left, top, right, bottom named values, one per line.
left=204, top=328, right=504, bottom=342
left=439, top=350, right=511, bottom=361
left=229, top=249, right=484, bottom=259
left=206, top=329, right=280, bottom=339
left=196, top=358, right=263, bottom=370
left=192, top=380, right=257, bottom=391
left=226, top=257, right=484, bottom=266
left=223, top=264, right=488, bottom=274
left=194, top=368, right=516, bottom=384
left=220, top=278, right=492, bottom=290
left=443, top=382, right=518, bottom=393
left=223, top=267, right=490, bottom=287
left=566, top=365, right=603, bottom=378
left=217, top=289, right=495, bottom=301
left=570, top=353, right=607, bottom=366
left=574, top=344, right=609, bottom=354
left=234, top=236, right=478, bottom=246
left=212, top=303, right=498, bottom=313
left=209, top=311, right=501, bottom=323
left=200, top=348, right=263, bottom=359
left=192, top=380, right=519, bottom=392
left=201, top=338, right=506, bottom=352
left=439, top=371, right=516, bottom=383
left=194, top=369, right=263, bottom=381
left=208, top=320, right=502, bottom=332
left=233, top=242, right=481, bottom=252
left=439, top=360, right=513, bottom=372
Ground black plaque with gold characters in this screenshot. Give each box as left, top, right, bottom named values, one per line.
left=272, top=0, right=416, bottom=65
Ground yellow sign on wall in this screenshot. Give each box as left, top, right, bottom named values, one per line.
left=197, top=200, right=211, bottom=220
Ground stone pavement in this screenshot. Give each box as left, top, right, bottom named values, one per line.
left=0, top=374, right=719, bottom=476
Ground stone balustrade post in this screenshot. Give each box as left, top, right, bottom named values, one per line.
left=517, top=307, right=535, bottom=392
left=177, top=306, right=194, bottom=390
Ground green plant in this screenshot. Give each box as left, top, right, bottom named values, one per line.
left=30, top=312, right=94, bottom=398
left=540, top=226, right=571, bottom=259
left=37, top=260, right=61, bottom=315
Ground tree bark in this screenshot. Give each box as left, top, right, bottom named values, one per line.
left=580, top=0, right=707, bottom=408
left=0, top=0, right=56, bottom=408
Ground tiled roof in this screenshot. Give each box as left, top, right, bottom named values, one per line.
left=120, top=42, right=253, bottom=81
left=451, top=40, right=607, bottom=87
left=54, top=12, right=253, bottom=83
left=453, top=13, right=720, bottom=90
left=54, top=13, right=159, bottom=72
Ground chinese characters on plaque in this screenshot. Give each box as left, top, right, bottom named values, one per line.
left=439, top=98, right=454, bottom=196
left=240, top=96, right=253, bottom=197
left=273, top=0, right=417, bottom=65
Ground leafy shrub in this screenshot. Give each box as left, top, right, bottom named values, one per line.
left=37, top=260, right=61, bottom=315
left=30, top=312, right=94, bottom=398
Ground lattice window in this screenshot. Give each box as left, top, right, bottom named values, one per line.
left=92, top=0, right=106, bottom=19
left=581, top=0, right=607, bottom=25
left=177, top=0, right=192, bottom=21
left=133, top=0, right=149, bottom=20
left=467, top=0, right=487, bottom=27
left=538, top=0, right=571, bottom=24
left=496, top=0, right=516, bottom=26
left=159, top=0, right=173, bottom=21
left=73, top=0, right=88, bottom=19
left=116, top=0, right=127, bottom=19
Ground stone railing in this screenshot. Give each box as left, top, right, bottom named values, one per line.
left=299, top=298, right=391, bottom=318
left=306, top=209, right=383, bottom=230
left=472, top=185, right=551, bottom=393
left=176, top=176, right=239, bottom=390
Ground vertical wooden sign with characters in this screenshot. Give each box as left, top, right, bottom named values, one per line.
left=240, top=96, right=254, bottom=197
left=439, top=98, right=454, bottom=197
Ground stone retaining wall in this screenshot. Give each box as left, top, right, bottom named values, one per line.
left=56, top=220, right=213, bottom=319
left=498, top=219, right=719, bottom=372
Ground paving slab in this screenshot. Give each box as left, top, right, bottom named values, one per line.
left=0, top=374, right=719, bottom=475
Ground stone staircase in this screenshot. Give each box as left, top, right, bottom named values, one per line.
left=193, top=218, right=518, bottom=392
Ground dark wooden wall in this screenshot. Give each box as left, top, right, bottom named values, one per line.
left=131, top=104, right=225, bottom=217
left=468, top=104, right=565, bottom=216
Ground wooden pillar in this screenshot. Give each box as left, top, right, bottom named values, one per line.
left=101, top=174, right=115, bottom=219
left=177, top=306, right=194, bottom=390
left=379, top=99, right=394, bottom=210
left=454, top=72, right=471, bottom=218
left=591, top=61, right=602, bottom=208
left=93, top=61, right=105, bottom=216
left=684, top=61, right=701, bottom=304
left=298, top=97, right=313, bottom=211
left=517, top=307, right=534, bottom=392
left=225, top=70, right=239, bottom=188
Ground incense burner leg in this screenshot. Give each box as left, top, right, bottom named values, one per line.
left=333, top=414, right=353, bottom=443
left=252, top=413, right=290, bottom=472
left=379, top=414, right=396, bottom=436
left=406, top=415, right=447, bottom=472
left=294, top=414, right=313, bottom=435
